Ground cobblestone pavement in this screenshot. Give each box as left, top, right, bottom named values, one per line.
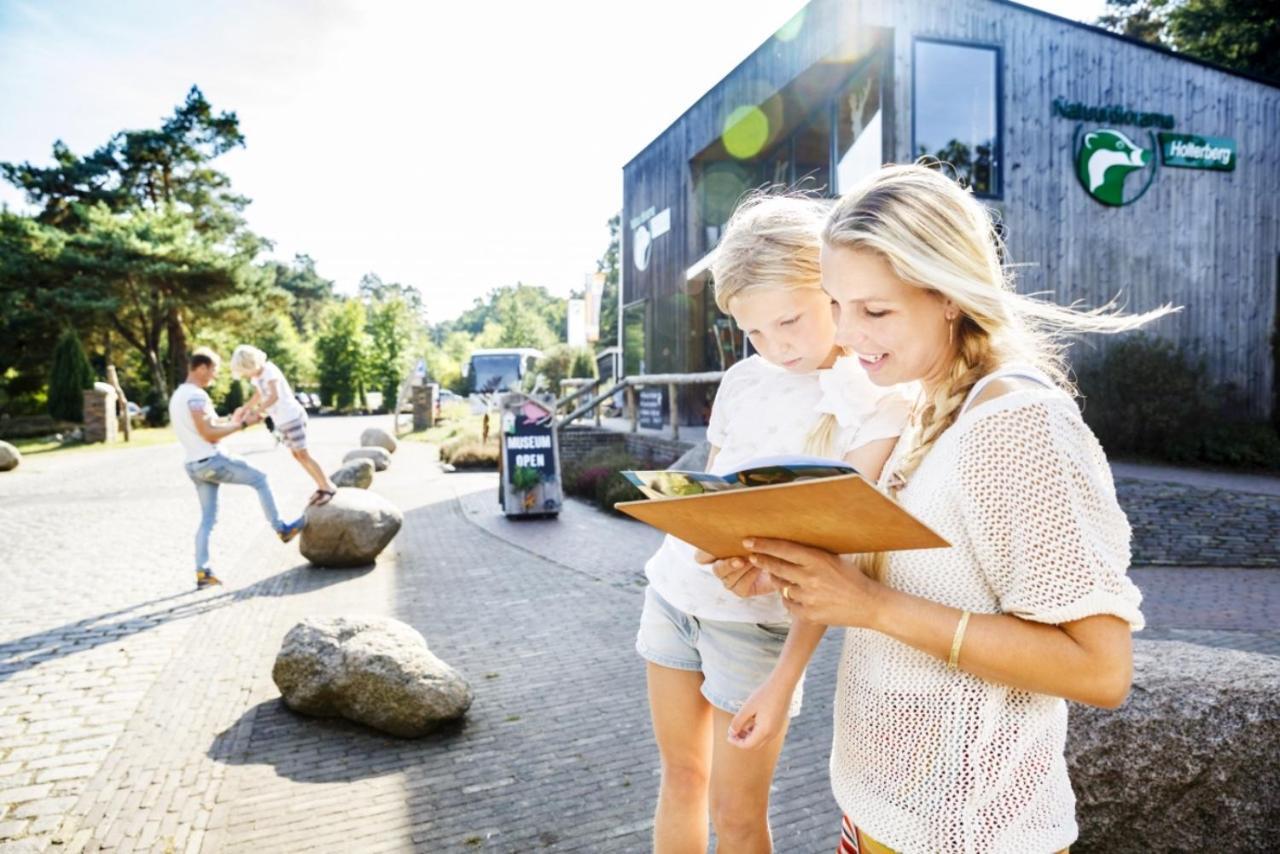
left=1, top=418, right=1277, bottom=852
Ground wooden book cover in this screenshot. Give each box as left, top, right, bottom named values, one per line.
left=615, top=474, right=949, bottom=558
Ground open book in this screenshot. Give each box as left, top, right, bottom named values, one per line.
left=621, top=454, right=857, bottom=499
left=616, top=454, right=949, bottom=559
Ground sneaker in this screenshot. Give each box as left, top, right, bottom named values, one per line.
left=277, top=517, right=305, bottom=543
left=196, top=569, right=223, bottom=590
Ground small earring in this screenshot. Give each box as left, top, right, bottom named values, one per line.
left=948, top=322, right=955, bottom=347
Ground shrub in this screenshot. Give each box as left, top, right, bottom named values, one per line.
left=1077, top=334, right=1280, bottom=469
left=219, top=379, right=245, bottom=417
left=47, top=328, right=95, bottom=422
left=448, top=441, right=499, bottom=469
left=596, top=471, right=644, bottom=513
left=144, top=389, right=169, bottom=427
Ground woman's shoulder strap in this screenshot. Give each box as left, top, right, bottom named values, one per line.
left=960, top=364, right=1054, bottom=417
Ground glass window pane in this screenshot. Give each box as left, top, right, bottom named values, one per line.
left=836, top=64, right=882, bottom=193
left=914, top=41, right=999, bottom=195
left=623, top=301, right=646, bottom=376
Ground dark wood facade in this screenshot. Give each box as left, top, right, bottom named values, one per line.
left=621, top=0, right=1280, bottom=419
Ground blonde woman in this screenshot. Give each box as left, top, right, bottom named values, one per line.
left=638, top=194, right=910, bottom=854
left=714, top=164, right=1175, bottom=854
left=230, top=345, right=335, bottom=506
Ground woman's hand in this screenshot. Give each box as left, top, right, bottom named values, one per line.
left=694, top=549, right=780, bottom=598
left=744, top=538, right=880, bottom=628
left=727, top=676, right=793, bottom=750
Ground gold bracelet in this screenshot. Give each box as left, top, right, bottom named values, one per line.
left=947, top=610, right=971, bottom=671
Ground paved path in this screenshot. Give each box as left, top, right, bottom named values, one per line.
left=0, top=416, right=1276, bottom=853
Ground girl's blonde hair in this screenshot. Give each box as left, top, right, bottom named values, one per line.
left=229, top=344, right=267, bottom=379
left=824, top=163, right=1178, bottom=578
left=711, top=192, right=839, bottom=456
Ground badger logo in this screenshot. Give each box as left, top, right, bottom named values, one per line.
left=1075, top=127, right=1156, bottom=206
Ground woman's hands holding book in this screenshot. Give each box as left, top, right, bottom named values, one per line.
left=741, top=538, right=879, bottom=628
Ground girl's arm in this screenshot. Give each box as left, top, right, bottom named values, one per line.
left=258, top=380, right=280, bottom=411
left=244, top=386, right=264, bottom=413
left=727, top=616, right=825, bottom=749
left=747, top=541, right=1134, bottom=708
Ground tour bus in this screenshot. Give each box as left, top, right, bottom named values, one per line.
left=464, top=348, right=543, bottom=395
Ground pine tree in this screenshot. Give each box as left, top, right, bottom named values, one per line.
left=47, top=328, right=96, bottom=422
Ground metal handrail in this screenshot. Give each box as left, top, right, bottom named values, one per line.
left=558, top=371, right=724, bottom=440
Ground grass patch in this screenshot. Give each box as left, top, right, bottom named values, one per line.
left=10, top=426, right=176, bottom=457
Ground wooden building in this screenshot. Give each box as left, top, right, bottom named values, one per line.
left=620, top=0, right=1280, bottom=422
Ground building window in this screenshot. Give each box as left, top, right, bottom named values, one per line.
left=913, top=39, right=1001, bottom=197
left=835, top=62, right=882, bottom=194
left=622, top=300, right=647, bottom=376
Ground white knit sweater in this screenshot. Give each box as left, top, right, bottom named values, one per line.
left=830, top=370, right=1144, bottom=854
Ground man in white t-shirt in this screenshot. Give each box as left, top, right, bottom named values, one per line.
left=169, top=347, right=303, bottom=589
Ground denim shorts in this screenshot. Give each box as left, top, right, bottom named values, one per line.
left=636, top=585, right=804, bottom=717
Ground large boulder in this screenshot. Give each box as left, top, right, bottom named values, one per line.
left=0, top=440, right=20, bottom=472
left=667, top=440, right=709, bottom=473
left=361, top=427, right=397, bottom=454
left=343, top=446, right=390, bottom=471
left=272, top=616, right=472, bottom=737
left=1067, top=639, right=1280, bottom=852
left=330, top=457, right=375, bottom=489
left=300, top=488, right=402, bottom=567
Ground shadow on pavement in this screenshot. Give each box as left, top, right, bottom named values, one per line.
left=0, top=562, right=371, bottom=683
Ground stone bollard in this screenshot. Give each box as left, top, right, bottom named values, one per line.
left=300, top=488, right=402, bottom=567
left=272, top=616, right=473, bottom=737
left=1067, top=639, right=1280, bottom=852
left=412, top=385, right=435, bottom=430
left=0, top=440, right=21, bottom=472
left=83, top=384, right=119, bottom=444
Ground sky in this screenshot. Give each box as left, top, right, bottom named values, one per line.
left=0, top=0, right=1107, bottom=323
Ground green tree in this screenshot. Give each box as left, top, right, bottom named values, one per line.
left=366, top=296, right=415, bottom=411
left=1, top=85, right=247, bottom=235
left=1098, top=1, right=1280, bottom=82
left=47, top=328, right=96, bottom=422
left=263, top=254, right=335, bottom=335
left=439, top=283, right=565, bottom=345
left=219, top=378, right=246, bottom=417
left=54, top=204, right=250, bottom=397
left=359, top=273, right=427, bottom=325
left=595, top=214, right=620, bottom=353
left=315, top=299, right=370, bottom=410
left=1, top=87, right=265, bottom=393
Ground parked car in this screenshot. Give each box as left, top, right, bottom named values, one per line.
left=295, top=392, right=320, bottom=414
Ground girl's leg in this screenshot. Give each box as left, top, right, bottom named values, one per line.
left=647, top=662, right=714, bottom=854
left=290, top=448, right=333, bottom=493
left=708, top=705, right=790, bottom=853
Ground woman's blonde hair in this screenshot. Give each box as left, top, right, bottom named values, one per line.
left=824, top=163, right=1178, bottom=578
left=229, top=344, right=267, bottom=379
left=711, top=192, right=839, bottom=456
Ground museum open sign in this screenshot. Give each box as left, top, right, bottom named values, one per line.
left=1159, top=133, right=1236, bottom=171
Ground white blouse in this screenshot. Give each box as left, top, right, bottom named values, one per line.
left=830, top=367, right=1143, bottom=854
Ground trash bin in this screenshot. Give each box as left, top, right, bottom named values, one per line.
left=497, top=392, right=562, bottom=517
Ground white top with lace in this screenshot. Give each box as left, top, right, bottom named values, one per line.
left=644, top=354, right=911, bottom=623
left=830, top=366, right=1144, bottom=854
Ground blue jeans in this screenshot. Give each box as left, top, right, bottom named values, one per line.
left=184, top=453, right=285, bottom=571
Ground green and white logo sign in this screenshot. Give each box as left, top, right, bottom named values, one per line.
left=1159, top=132, right=1236, bottom=171
left=1074, top=127, right=1158, bottom=207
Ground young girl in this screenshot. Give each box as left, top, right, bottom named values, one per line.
left=637, top=194, right=910, bottom=853
left=230, top=345, right=336, bottom=506
left=722, top=164, right=1176, bottom=853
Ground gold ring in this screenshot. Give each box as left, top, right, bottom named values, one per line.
left=783, top=585, right=794, bottom=602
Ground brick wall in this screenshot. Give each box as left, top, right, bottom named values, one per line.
left=557, top=427, right=693, bottom=468
left=83, top=388, right=118, bottom=444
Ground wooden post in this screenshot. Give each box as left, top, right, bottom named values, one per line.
left=668, top=383, right=679, bottom=441
left=106, top=365, right=131, bottom=441
left=627, top=384, right=638, bottom=433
